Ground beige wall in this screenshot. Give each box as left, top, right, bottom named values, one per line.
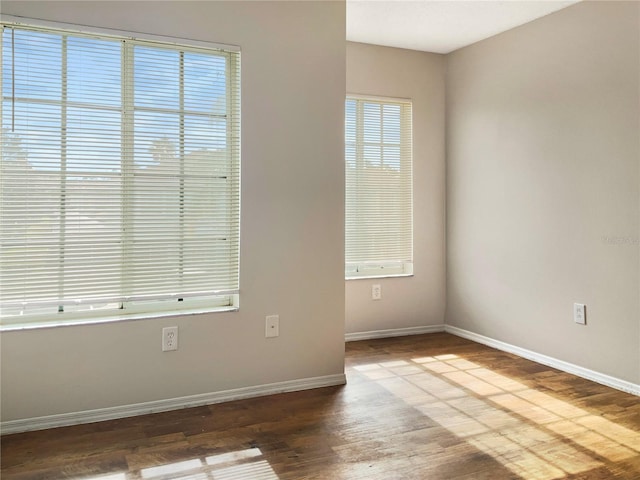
left=345, top=42, right=446, bottom=334
left=446, top=1, right=640, bottom=383
left=1, top=1, right=346, bottom=421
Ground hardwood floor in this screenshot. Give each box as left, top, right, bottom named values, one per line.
left=2, top=333, right=639, bottom=479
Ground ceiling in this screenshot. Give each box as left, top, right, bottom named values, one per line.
left=347, top=0, right=580, bottom=54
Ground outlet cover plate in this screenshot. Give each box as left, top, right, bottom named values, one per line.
left=162, top=326, right=179, bottom=351
left=372, top=284, right=382, bottom=300
left=574, top=303, right=586, bottom=325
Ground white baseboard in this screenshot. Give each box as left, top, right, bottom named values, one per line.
left=0, top=373, right=346, bottom=435
left=445, top=325, right=640, bottom=396
left=345, top=324, right=445, bottom=342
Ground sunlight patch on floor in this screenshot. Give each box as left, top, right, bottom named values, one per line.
left=76, top=447, right=279, bottom=480
left=355, top=353, right=640, bottom=480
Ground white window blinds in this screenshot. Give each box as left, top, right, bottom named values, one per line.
left=1, top=23, right=241, bottom=325
left=345, top=96, right=413, bottom=278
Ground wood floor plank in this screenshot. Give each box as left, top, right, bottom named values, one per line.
left=2, top=333, right=639, bottom=479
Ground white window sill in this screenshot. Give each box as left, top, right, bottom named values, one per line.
left=346, top=273, right=414, bottom=281
left=0, top=306, right=239, bottom=332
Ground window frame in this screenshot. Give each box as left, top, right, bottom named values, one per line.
left=345, top=94, right=414, bottom=280
left=0, top=17, right=241, bottom=330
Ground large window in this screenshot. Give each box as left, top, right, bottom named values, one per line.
left=345, top=96, right=412, bottom=279
left=0, top=23, right=241, bottom=327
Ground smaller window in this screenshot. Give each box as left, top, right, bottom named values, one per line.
left=345, top=96, right=413, bottom=279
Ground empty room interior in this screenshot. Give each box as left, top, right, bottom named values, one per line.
left=1, top=1, right=639, bottom=479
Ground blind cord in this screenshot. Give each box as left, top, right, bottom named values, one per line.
left=11, top=28, right=15, bottom=132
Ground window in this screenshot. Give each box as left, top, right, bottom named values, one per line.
left=345, top=96, right=412, bottom=279
left=0, top=22, right=241, bottom=327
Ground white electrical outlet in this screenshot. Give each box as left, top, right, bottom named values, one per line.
left=574, top=303, right=586, bottom=325
left=266, top=315, right=279, bottom=338
left=372, top=284, right=382, bottom=300
left=162, top=326, right=179, bottom=351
